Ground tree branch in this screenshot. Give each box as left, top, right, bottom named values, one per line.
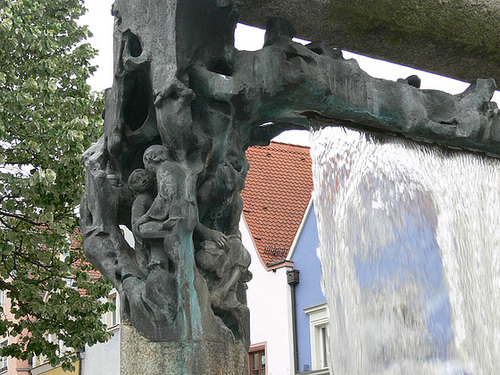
left=0, top=210, right=46, bottom=227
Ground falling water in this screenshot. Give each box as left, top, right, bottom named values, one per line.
left=310, top=127, right=500, bottom=375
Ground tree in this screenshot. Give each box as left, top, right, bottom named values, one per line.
left=0, top=0, right=112, bottom=370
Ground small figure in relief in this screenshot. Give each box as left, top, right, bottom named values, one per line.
left=195, top=151, right=252, bottom=340
left=128, top=168, right=156, bottom=271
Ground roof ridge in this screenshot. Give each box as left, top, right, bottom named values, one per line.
left=269, top=140, right=311, bottom=151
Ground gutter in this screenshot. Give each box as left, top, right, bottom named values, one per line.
left=265, top=259, right=294, bottom=271
left=76, top=349, right=84, bottom=375
left=287, top=269, right=300, bottom=374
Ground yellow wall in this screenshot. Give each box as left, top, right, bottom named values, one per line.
left=39, top=361, right=79, bottom=375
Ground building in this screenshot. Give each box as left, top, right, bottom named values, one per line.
left=0, top=290, right=31, bottom=375
left=287, top=202, right=329, bottom=374
left=243, top=142, right=330, bottom=375
left=78, top=291, right=120, bottom=375
left=28, top=287, right=120, bottom=375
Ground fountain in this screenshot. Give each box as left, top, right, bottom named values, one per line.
left=311, top=126, right=500, bottom=374
left=79, top=0, right=500, bottom=372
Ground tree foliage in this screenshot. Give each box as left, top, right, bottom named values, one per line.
left=0, top=0, right=112, bottom=369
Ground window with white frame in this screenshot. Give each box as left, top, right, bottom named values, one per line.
left=104, top=291, right=120, bottom=329
left=304, top=303, right=330, bottom=371
left=31, top=332, right=56, bottom=368
left=0, top=290, right=5, bottom=314
left=0, top=338, right=8, bottom=373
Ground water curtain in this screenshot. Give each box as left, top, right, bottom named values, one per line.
left=311, top=127, right=500, bottom=374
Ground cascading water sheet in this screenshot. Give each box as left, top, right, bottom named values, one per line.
left=310, top=126, right=500, bottom=375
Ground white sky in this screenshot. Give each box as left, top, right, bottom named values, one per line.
left=81, top=1, right=500, bottom=147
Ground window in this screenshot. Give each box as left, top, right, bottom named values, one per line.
left=32, top=333, right=55, bottom=367
left=248, top=343, right=266, bottom=375
left=110, top=294, right=117, bottom=327
left=104, top=291, right=120, bottom=329
left=0, top=290, right=5, bottom=314
left=30, top=331, right=73, bottom=369
left=304, top=304, right=330, bottom=372
left=317, top=325, right=329, bottom=369
left=31, top=294, right=69, bottom=369
left=0, top=338, right=8, bottom=373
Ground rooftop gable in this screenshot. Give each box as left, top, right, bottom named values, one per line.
left=242, top=141, right=313, bottom=265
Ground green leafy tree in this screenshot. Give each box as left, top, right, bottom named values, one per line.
left=0, top=0, right=112, bottom=370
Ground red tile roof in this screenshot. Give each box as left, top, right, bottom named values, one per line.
left=71, top=234, right=103, bottom=298
left=242, top=141, right=313, bottom=265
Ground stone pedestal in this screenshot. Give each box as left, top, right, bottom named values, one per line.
left=121, top=320, right=248, bottom=375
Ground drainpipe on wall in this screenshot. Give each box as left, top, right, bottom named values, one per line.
left=76, top=349, right=84, bottom=375
left=287, top=269, right=300, bottom=374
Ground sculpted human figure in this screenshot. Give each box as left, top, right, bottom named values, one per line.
left=195, top=151, right=248, bottom=242
left=128, top=168, right=156, bottom=270
left=136, top=145, right=179, bottom=226
left=194, top=150, right=252, bottom=341
left=135, top=145, right=191, bottom=270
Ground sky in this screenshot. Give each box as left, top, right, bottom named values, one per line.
left=80, top=0, right=500, bottom=147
